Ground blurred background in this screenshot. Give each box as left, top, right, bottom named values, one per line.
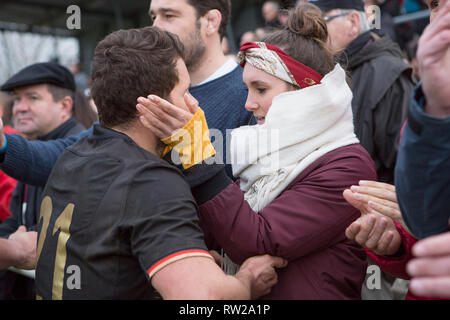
left=0, top=0, right=430, bottom=88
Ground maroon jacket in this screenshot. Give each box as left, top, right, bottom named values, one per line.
left=193, top=144, right=377, bottom=299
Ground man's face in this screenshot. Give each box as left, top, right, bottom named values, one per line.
left=262, top=2, right=278, bottom=23
left=324, top=9, right=355, bottom=51
left=150, top=0, right=206, bottom=71
left=427, top=0, right=446, bottom=22
left=12, top=84, right=69, bottom=139
left=168, top=58, right=191, bottom=110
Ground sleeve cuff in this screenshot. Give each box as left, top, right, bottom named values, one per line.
left=191, top=168, right=232, bottom=205
left=408, top=84, right=450, bottom=136
left=147, top=249, right=213, bottom=279
left=0, top=135, right=7, bottom=154
left=161, top=108, right=216, bottom=169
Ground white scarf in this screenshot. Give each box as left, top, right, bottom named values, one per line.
left=230, top=64, right=359, bottom=212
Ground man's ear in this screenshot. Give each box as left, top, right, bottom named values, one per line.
left=348, top=11, right=362, bottom=38
left=205, top=9, right=222, bottom=37
left=61, top=96, right=74, bottom=116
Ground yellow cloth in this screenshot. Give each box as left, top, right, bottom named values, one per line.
left=161, top=108, right=216, bottom=169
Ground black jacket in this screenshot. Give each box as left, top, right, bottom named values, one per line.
left=344, top=32, right=415, bottom=183
left=0, top=117, right=85, bottom=238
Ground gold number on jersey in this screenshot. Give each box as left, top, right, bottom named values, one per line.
left=37, top=196, right=75, bottom=300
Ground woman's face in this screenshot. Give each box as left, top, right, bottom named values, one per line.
left=243, top=63, right=292, bottom=125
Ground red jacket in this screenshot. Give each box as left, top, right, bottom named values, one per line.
left=198, top=144, right=377, bottom=299
left=0, top=126, right=18, bottom=222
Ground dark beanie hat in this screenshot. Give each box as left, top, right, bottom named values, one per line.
left=308, top=0, right=365, bottom=13
left=1, top=62, right=76, bottom=92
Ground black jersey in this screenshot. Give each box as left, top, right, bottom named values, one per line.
left=35, top=125, right=211, bottom=300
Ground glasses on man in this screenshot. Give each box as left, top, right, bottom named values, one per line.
left=323, top=12, right=350, bottom=22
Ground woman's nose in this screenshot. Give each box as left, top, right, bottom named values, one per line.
left=245, top=97, right=258, bottom=112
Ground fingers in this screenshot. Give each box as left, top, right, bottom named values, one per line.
left=364, top=216, right=389, bottom=250
left=418, top=4, right=450, bottom=60
left=209, top=250, right=223, bottom=267
left=16, top=226, right=27, bottom=233
left=412, top=231, right=450, bottom=257
left=268, top=256, right=288, bottom=269
left=136, top=95, right=193, bottom=138
left=343, top=189, right=370, bottom=214
left=345, top=221, right=361, bottom=240
left=346, top=212, right=401, bottom=256
left=409, top=277, right=450, bottom=299
left=138, top=109, right=173, bottom=139
left=343, top=189, right=363, bottom=211
left=367, top=199, right=402, bottom=222
left=350, top=184, right=397, bottom=204
left=184, top=92, right=199, bottom=114
left=407, top=256, right=450, bottom=277
left=374, top=230, right=395, bottom=255
left=359, top=180, right=396, bottom=192
left=147, top=95, right=191, bottom=119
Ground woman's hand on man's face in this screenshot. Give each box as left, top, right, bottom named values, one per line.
left=136, top=93, right=198, bottom=139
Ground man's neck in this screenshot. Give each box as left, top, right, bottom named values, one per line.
left=189, top=41, right=228, bottom=87
left=112, top=122, right=164, bottom=157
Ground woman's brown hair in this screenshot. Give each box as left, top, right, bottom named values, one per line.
left=262, top=3, right=336, bottom=79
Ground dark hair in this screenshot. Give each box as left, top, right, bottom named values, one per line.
left=72, top=89, right=99, bottom=129
left=0, top=91, right=14, bottom=127
left=90, top=26, right=185, bottom=128
left=46, top=84, right=97, bottom=128
left=187, top=0, right=231, bottom=38
left=47, top=84, right=74, bottom=102
left=262, top=3, right=336, bottom=79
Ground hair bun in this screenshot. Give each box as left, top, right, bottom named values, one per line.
left=286, top=3, right=328, bottom=43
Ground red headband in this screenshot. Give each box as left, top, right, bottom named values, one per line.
left=238, top=42, right=323, bottom=88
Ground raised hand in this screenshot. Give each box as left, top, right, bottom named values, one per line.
left=137, top=92, right=198, bottom=139
left=347, top=180, right=410, bottom=233
left=418, top=0, right=450, bottom=118
left=344, top=183, right=402, bottom=256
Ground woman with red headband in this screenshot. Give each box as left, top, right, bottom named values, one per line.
left=137, top=3, right=376, bottom=299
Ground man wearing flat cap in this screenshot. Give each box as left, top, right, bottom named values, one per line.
left=0, top=62, right=85, bottom=299
left=309, top=0, right=415, bottom=300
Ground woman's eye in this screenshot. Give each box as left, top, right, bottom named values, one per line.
left=257, top=88, right=266, bottom=94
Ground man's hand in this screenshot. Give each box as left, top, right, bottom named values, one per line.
left=237, top=254, right=288, bottom=299
left=407, top=230, right=450, bottom=298
left=344, top=184, right=402, bottom=256
left=137, top=93, right=198, bottom=139
left=346, top=180, right=410, bottom=233
left=418, top=0, right=450, bottom=118
left=8, top=226, right=38, bottom=270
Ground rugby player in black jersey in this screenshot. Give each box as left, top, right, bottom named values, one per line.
left=34, top=26, right=286, bottom=300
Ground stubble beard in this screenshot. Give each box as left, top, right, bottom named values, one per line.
left=183, top=20, right=207, bottom=74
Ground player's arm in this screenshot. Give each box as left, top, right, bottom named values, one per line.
left=129, top=165, right=286, bottom=300
left=151, top=254, right=286, bottom=300
left=0, top=119, right=92, bottom=186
